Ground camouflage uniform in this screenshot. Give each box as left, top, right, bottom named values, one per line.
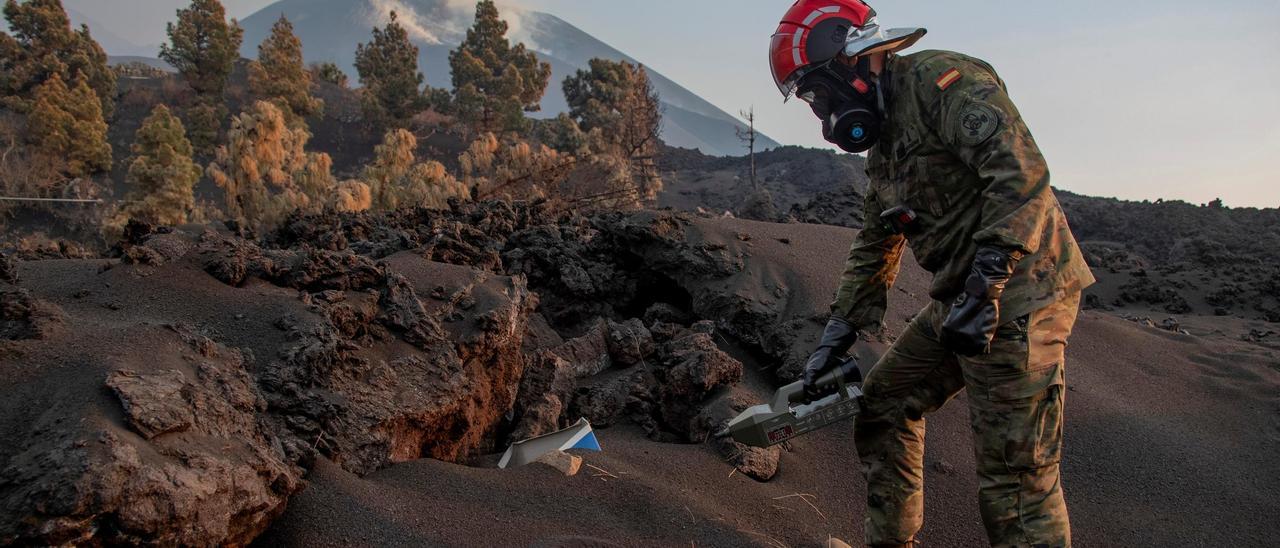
left=829, top=50, right=1096, bottom=547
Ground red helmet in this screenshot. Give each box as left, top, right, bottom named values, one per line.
left=770, top=0, right=927, bottom=100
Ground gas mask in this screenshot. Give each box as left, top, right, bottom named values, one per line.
left=796, top=57, right=882, bottom=154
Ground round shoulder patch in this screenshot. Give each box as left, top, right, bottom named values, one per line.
left=956, top=102, right=1000, bottom=146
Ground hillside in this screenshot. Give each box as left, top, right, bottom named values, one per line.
left=237, top=0, right=780, bottom=156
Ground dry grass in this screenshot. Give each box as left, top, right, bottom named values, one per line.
left=585, top=463, right=618, bottom=481
left=772, top=493, right=827, bottom=521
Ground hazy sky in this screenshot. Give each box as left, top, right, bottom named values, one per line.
left=53, top=1, right=1280, bottom=207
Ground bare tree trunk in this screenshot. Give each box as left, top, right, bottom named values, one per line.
left=737, top=107, right=758, bottom=190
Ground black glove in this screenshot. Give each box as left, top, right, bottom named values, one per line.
left=803, top=317, right=859, bottom=401
left=941, top=247, right=1022, bottom=356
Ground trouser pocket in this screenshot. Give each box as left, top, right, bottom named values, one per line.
left=968, top=358, right=1065, bottom=472
left=962, top=316, right=1066, bottom=471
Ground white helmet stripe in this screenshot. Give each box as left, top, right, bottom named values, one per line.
left=802, top=5, right=841, bottom=27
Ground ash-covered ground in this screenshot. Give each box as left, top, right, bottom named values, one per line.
left=1, top=200, right=1277, bottom=547
left=659, top=145, right=1280, bottom=345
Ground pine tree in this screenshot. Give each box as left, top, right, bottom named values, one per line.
left=119, top=105, right=201, bottom=226
left=294, top=148, right=336, bottom=208
left=26, top=78, right=75, bottom=164
left=27, top=72, right=111, bottom=178
left=362, top=129, right=468, bottom=210
left=354, top=12, right=430, bottom=127
left=534, top=113, right=589, bottom=155
left=448, top=0, right=551, bottom=134
left=183, top=99, right=222, bottom=153
left=1, top=0, right=116, bottom=117
left=311, top=62, right=349, bottom=88
left=561, top=59, right=663, bottom=206
left=0, top=30, right=18, bottom=110
left=461, top=132, right=569, bottom=202
left=248, top=15, right=322, bottom=125
left=161, top=0, right=243, bottom=149
left=331, top=180, right=372, bottom=213
left=161, top=0, right=243, bottom=98
left=207, top=101, right=336, bottom=231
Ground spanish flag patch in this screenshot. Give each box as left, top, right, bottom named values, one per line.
left=936, top=68, right=962, bottom=91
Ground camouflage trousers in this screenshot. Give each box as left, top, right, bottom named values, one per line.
left=854, top=292, right=1081, bottom=548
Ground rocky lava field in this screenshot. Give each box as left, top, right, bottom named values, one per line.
left=1, top=200, right=1277, bottom=546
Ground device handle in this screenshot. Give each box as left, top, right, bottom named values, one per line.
left=772, top=381, right=804, bottom=410
left=771, top=357, right=861, bottom=409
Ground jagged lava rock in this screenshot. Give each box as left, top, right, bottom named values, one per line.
left=0, top=223, right=535, bottom=545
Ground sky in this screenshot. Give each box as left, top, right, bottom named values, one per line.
left=49, top=1, right=1280, bottom=207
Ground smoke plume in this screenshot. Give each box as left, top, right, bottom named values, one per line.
left=363, top=0, right=541, bottom=50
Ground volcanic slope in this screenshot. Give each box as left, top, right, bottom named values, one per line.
left=236, top=0, right=778, bottom=156
left=259, top=215, right=1279, bottom=547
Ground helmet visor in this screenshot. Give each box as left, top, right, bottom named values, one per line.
left=844, top=24, right=927, bottom=58
left=771, top=31, right=802, bottom=100
left=776, top=64, right=822, bottom=102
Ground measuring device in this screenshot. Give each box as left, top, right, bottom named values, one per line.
left=721, top=357, right=864, bottom=448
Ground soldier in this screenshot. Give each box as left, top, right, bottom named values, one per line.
left=768, top=2, right=1096, bottom=547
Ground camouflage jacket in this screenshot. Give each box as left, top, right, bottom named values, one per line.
left=832, top=50, right=1096, bottom=331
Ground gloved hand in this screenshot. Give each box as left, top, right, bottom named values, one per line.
left=941, top=246, right=1022, bottom=356
left=803, top=317, right=859, bottom=401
